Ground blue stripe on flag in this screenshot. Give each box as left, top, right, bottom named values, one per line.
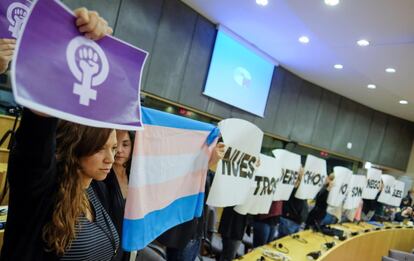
left=142, top=106, right=216, bottom=132
left=122, top=192, right=205, bottom=251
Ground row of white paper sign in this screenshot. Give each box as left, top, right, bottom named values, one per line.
left=206, top=119, right=405, bottom=215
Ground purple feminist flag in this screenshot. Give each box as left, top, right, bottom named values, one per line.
left=0, top=0, right=32, bottom=38
left=12, top=0, right=148, bottom=130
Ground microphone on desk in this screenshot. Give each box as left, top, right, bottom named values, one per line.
left=272, top=243, right=289, bottom=254
left=322, top=241, right=335, bottom=250
left=291, top=234, right=308, bottom=244
left=306, top=250, right=321, bottom=260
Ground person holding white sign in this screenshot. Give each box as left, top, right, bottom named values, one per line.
left=305, top=173, right=334, bottom=229
left=1, top=9, right=118, bottom=261
left=278, top=168, right=308, bottom=238
left=361, top=181, right=384, bottom=221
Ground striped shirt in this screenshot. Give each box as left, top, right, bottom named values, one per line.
left=61, top=186, right=120, bottom=260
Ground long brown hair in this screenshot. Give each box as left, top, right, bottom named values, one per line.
left=43, top=120, right=113, bottom=255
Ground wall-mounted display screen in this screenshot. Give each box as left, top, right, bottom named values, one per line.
left=203, top=30, right=275, bottom=117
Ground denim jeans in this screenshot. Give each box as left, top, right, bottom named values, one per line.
left=278, top=217, right=300, bottom=238
left=166, top=239, right=201, bottom=261
left=252, top=221, right=277, bottom=247
left=320, top=213, right=338, bottom=226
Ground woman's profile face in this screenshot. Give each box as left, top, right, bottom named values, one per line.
left=115, top=130, right=132, bottom=167
left=79, top=130, right=117, bottom=181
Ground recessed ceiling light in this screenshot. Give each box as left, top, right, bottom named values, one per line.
left=367, top=84, right=376, bottom=89
left=334, top=64, right=343, bottom=69
left=324, top=0, right=340, bottom=6
left=385, top=67, right=396, bottom=73
left=298, top=36, right=310, bottom=44
left=357, top=39, right=370, bottom=47
left=256, top=0, right=268, bottom=6
left=399, top=100, right=408, bottom=104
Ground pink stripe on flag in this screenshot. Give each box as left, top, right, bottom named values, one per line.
left=125, top=168, right=208, bottom=219
left=133, top=125, right=211, bottom=156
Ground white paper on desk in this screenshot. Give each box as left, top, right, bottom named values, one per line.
left=327, top=166, right=352, bottom=207
left=377, top=174, right=396, bottom=205
left=362, top=168, right=382, bottom=200
left=295, top=154, right=327, bottom=200
left=234, top=154, right=282, bottom=215
left=389, top=180, right=405, bottom=207
left=271, top=149, right=301, bottom=201
left=207, top=118, right=263, bottom=207
left=343, top=175, right=366, bottom=210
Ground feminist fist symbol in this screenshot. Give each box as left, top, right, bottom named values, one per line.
left=7, top=2, right=29, bottom=38
left=66, top=36, right=109, bottom=106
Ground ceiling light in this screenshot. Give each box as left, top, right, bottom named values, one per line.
left=324, top=0, right=340, bottom=6
left=385, top=67, right=396, bottom=73
left=367, top=84, right=376, bottom=89
left=334, top=64, right=343, bottom=69
left=298, top=36, right=310, bottom=44
left=399, top=100, right=408, bottom=105
left=357, top=39, right=370, bottom=47
left=256, top=0, right=268, bottom=6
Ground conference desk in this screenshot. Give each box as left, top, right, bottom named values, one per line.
left=240, top=222, right=414, bottom=261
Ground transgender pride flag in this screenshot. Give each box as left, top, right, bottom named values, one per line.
left=122, top=107, right=219, bottom=251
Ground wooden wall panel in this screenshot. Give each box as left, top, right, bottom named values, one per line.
left=144, top=0, right=197, bottom=100
left=363, top=111, right=387, bottom=163
left=273, top=71, right=302, bottom=138
left=330, top=98, right=357, bottom=154
left=311, top=90, right=341, bottom=149
left=290, top=81, right=322, bottom=144
left=178, top=16, right=216, bottom=112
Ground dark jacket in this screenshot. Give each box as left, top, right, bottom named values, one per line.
left=282, top=188, right=308, bottom=224
left=1, top=109, right=60, bottom=261
left=306, top=186, right=329, bottom=228
left=92, top=170, right=128, bottom=261
left=218, top=207, right=249, bottom=241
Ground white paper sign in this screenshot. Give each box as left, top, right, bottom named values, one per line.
left=295, top=155, right=327, bottom=200
left=362, top=168, right=382, bottom=200
left=377, top=174, right=396, bottom=205
left=343, top=175, right=367, bottom=210
left=389, top=180, right=405, bottom=207
left=271, top=149, right=301, bottom=201
left=327, top=166, right=353, bottom=207
left=234, top=154, right=282, bottom=215
left=207, top=119, right=263, bottom=207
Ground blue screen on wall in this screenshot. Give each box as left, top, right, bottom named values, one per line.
left=203, top=30, right=274, bottom=117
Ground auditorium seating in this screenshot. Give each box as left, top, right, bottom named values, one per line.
left=389, top=249, right=414, bottom=261
left=382, top=256, right=399, bottom=261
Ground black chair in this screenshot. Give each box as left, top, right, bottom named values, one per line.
left=389, top=249, right=414, bottom=261
left=382, top=256, right=399, bottom=261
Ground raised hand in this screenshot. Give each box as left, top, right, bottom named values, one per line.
left=74, top=8, right=113, bottom=41
left=0, top=38, right=16, bottom=74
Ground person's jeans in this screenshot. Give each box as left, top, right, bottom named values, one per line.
left=278, top=217, right=300, bottom=238
left=166, top=239, right=201, bottom=261
left=252, top=221, right=277, bottom=247
left=219, top=238, right=242, bottom=261
left=320, top=213, right=338, bottom=226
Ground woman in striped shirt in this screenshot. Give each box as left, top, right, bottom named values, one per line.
left=0, top=8, right=119, bottom=261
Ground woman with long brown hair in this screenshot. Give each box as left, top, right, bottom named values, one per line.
left=0, top=8, right=117, bottom=261
left=93, top=130, right=135, bottom=261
